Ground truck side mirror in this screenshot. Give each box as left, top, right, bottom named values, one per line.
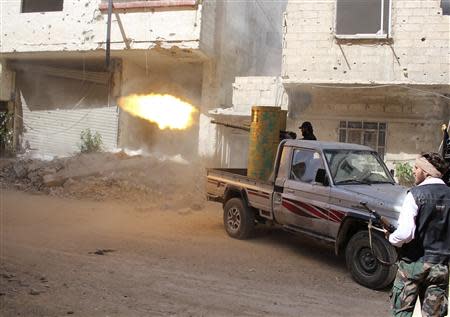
left=390, top=169, right=395, bottom=177
left=315, top=168, right=329, bottom=186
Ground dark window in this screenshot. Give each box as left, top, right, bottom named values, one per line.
left=0, top=101, right=8, bottom=111
left=442, top=0, right=450, bottom=15
left=22, top=0, right=63, bottom=13
left=338, top=121, right=387, bottom=159
left=335, top=0, right=391, bottom=38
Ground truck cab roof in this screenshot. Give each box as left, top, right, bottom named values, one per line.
left=283, top=140, right=374, bottom=152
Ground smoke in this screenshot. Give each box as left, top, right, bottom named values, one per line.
left=118, top=55, right=203, bottom=161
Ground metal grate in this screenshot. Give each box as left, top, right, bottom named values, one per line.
left=338, top=121, right=386, bottom=159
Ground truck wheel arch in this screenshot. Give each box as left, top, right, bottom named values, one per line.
left=335, top=216, right=368, bottom=256
left=223, top=186, right=249, bottom=208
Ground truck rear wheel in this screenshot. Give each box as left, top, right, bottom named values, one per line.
left=223, top=198, right=255, bottom=240
left=345, top=230, right=397, bottom=290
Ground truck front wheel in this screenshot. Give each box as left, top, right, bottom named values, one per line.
left=345, top=230, right=397, bottom=289
left=223, top=198, right=255, bottom=240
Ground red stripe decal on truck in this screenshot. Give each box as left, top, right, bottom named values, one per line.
left=283, top=198, right=345, bottom=223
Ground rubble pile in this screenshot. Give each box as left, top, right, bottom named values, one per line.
left=0, top=151, right=206, bottom=210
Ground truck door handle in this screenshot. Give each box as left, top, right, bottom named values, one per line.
left=285, top=189, right=295, bottom=194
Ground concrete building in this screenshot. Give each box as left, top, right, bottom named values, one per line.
left=228, top=0, right=450, bottom=168
left=0, top=0, right=286, bottom=159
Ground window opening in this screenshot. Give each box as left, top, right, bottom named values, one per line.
left=335, top=0, right=391, bottom=38
left=338, top=121, right=386, bottom=159
left=22, top=0, right=64, bottom=13
left=442, top=0, right=450, bottom=15
left=290, top=149, right=324, bottom=184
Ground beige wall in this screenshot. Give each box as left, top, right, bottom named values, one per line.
left=197, top=0, right=288, bottom=160
left=199, top=0, right=286, bottom=109
left=230, top=78, right=450, bottom=168
left=279, top=0, right=450, bottom=170
left=209, top=76, right=288, bottom=168
left=0, top=61, right=14, bottom=101
left=285, top=85, right=449, bottom=168
left=282, top=0, right=450, bottom=85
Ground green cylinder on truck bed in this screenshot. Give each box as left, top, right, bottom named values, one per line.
left=247, top=106, right=286, bottom=181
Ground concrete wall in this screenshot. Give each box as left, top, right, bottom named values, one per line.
left=198, top=0, right=288, bottom=162
left=200, top=0, right=286, bottom=108
left=280, top=0, right=450, bottom=170
left=232, top=77, right=288, bottom=113
left=0, top=0, right=201, bottom=53
left=207, top=76, right=288, bottom=168
left=282, top=0, right=450, bottom=85
left=0, top=62, right=14, bottom=101
left=0, top=0, right=288, bottom=163
left=285, top=85, right=449, bottom=168
left=229, top=77, right=450, bottom=169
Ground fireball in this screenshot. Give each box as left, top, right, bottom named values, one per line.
left=118, top=94, right=197, bottom=130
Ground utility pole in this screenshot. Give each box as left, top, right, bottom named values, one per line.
left=106, top=0, right=113, bottom=70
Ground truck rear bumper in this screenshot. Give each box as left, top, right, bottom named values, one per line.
left=206, top=194, right=223, bottom=203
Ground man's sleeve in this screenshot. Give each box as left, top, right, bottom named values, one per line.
left=388, top=192, right=418, bottom=247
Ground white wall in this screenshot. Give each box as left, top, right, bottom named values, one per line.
left=0, top=0, right=201, bottom=53
left=232, top=77, right=288, bottom=113
left=282, top=0, right=450, bottom=85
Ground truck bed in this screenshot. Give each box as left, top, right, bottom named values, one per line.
left=206, top=168, right=274, bottom=212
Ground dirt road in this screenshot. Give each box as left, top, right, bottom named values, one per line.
left=1, top=189, right=391, bottom=316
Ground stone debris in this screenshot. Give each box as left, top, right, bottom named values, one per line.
left=89, top=249, right=116, bottom=256
left=0, top=152, right=206, bottom=210
left=29, top=288, right=41, bottom=295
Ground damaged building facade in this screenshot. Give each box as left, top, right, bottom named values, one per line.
left=282, top=0, right=450, bottom=167
left=0, top=0, right=286, bottom=160
left=223, top=0, right=450, bottom=168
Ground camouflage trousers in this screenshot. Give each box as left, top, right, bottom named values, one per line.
left=391, top=260, right=449, bottom=317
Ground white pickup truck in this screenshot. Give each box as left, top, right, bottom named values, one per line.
left=206, top=140, right=408, bottom=289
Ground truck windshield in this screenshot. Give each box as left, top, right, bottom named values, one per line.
left=323, top=150, right=394, bottom=185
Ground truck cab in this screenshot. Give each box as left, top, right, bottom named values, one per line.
left=273, top=140, right=403, bottom=240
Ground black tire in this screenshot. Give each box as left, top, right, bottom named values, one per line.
left=223, top=198, right=255, bottom=240
left=345, top=230, right=397, bottom=290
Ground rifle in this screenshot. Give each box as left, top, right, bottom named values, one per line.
left=360, top=201, right=396, bottom=234
left=360, top=201, right=398, bottom=266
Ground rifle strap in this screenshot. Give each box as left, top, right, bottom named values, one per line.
left=368, top=221, right=397, bottom=266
